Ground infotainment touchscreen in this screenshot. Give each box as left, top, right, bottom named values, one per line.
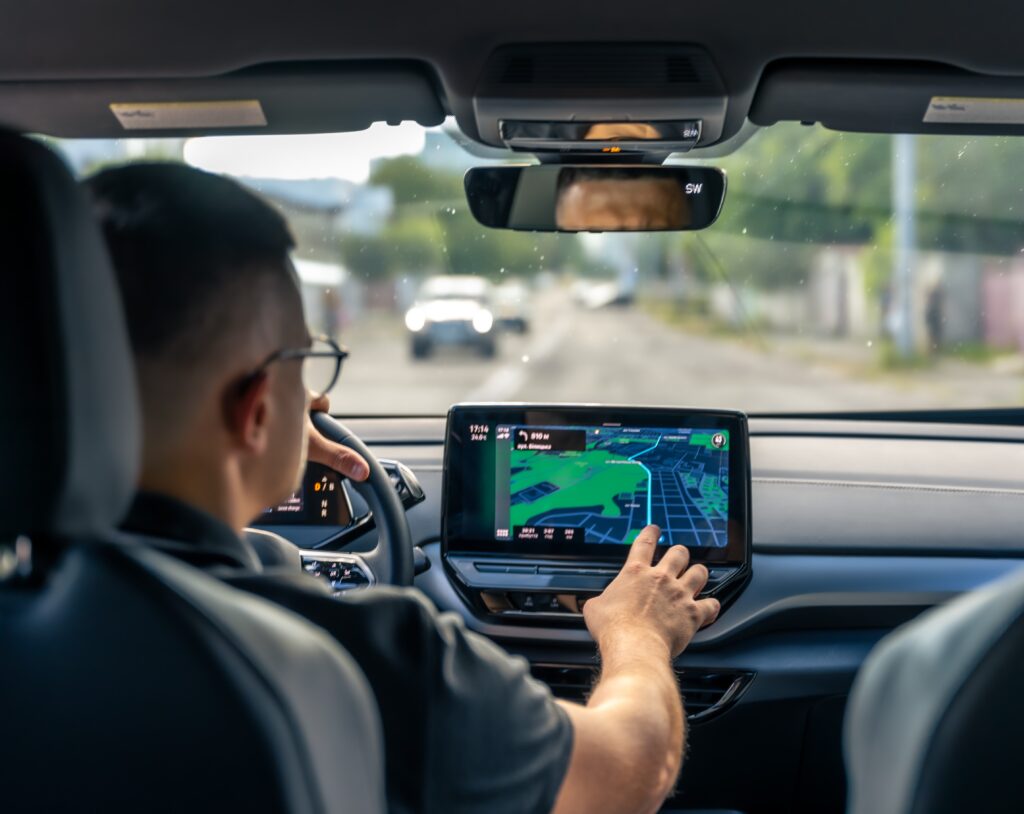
left=443, top=405, right=750, bottom=564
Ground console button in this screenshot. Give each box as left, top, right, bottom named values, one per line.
left=475, top=563, right=508, bottom=574
left=537, top=565, right=612, bottom=576
left=331, top=563, right=370, bottom=590
left=510, top=592, right=564, bottom=611
left=505, top=565, right=538, bottom=575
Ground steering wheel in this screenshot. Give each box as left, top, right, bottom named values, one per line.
left=245, top=414, right=415, bottom=586
left=308, top=412, right=415, bottom=586
left=305, top=413, right=413, bottom=585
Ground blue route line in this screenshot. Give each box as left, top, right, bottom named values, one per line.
left=628, top=435, right=662, bottom=526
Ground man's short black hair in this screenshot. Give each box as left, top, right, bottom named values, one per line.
left=86, top=163, right=296, bottom=361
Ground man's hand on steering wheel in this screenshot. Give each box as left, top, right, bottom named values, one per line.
left=307, top=393, right=370, bottom=482
left=309, top=409, right=415, bottom=585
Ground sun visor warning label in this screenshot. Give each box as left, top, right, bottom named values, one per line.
left=924, top=96, right=1024, bottom=125
left=110, top=100, right=267, bottom=130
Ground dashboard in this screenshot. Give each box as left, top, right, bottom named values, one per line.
left=250, top=409, right=1024, bottom=814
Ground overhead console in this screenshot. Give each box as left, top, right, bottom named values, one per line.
left=472, top=44, right=730, bottom=154
left=442, top=404, right=752, bottom=624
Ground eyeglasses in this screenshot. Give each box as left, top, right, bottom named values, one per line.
left=247, top=335, right=349, bottom=399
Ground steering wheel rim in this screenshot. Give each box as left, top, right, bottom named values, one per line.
left=311, top=412, right=414, bottom=586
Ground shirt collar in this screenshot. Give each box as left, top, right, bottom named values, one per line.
left=121, top=491, right=261, bottom=570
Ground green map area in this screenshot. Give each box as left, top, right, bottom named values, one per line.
left=508, top=426, right=729, bottom=547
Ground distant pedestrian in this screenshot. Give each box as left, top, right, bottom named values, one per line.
left=925, top=284, right=944, bottom=354
left=322, top=287, right=341, bottom=341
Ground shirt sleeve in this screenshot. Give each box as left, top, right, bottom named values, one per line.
left=423, top=603, right=574, bottom=814
left=343, top=586, right=575, bottom=814
left=226, top=574, right=574, bottom=814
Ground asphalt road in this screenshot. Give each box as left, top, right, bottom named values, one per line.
left=327, top=290, right=1023, bottom=415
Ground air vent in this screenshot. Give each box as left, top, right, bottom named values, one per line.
left=678, top=670, right=753, bottom=719
left=531, top=663, right=754, bottom=722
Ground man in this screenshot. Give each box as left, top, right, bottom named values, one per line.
left=89, top=163, right=720, bottom=814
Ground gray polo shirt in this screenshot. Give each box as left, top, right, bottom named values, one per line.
left=124, top=492, right=574, bottom=814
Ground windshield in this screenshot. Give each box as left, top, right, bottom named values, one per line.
left=52, top=121, right=1024, bottom=415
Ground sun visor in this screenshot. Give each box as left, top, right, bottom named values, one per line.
left=0, top=62, right=446, bottom=138
left=751, top=60, right=1024, bottom=136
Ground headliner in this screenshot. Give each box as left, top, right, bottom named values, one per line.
left=3, top=1, right=1023, bottom=143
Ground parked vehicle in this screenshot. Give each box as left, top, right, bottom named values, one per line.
left=493, top=278, right=531, bottom=333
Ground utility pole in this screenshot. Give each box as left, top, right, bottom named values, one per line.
left=892, top=133, right=917, bottom=357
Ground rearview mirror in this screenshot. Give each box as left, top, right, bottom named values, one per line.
left=464, top=165, right=726, bottom=232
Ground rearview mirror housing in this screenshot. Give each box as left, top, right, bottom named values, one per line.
left=464, top=164, right=726, bottom=232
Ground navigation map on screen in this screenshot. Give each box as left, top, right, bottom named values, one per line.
left=494, top=424, right=730, bottom=548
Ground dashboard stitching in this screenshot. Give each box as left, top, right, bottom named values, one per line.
left=755, top=477, right=1024, bottom=497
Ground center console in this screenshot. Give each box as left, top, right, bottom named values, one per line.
left=442, top=404, right=752, bottom=622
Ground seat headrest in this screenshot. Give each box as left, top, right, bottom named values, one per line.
left=0, top=132, right=139, bottom=541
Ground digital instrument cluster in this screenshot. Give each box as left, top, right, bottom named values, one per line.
left=259, top=463, right=354, bottom=527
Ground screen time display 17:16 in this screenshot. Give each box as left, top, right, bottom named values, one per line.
left=486, top=424, right=730, bottom=549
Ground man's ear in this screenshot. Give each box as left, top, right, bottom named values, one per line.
left=224, top=372, right=272, bottom=454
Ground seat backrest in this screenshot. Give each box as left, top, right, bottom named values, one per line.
left=0, top=132, right=385, bottom=813
left=845, top=567, right=1024, bottom=814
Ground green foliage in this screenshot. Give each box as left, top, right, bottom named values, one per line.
left=350, top=126, right=1024, bottom=289
left=684, top=231, right=817, bottom=290
left=666, top=123, right=1024, bottom=298
left=862, top=220, right=894, bottom=298
left=709, top=125, right=1024, bottom=257
left=338, top=234, right=399, bottom=279
left=344, top=155, right=590, bottom=280
left=368, top=155, right=462, bottom=206
left=382, top=217, right=444, bottom=270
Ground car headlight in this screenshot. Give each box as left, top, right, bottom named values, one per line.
left=405, top=308, right=426, bottom=332
left=472, top=309, right=494, bottom=333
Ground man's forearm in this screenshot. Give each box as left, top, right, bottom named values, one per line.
left=552, top=529, right=718, bottom=814
left=592, top=626, right=684, bottom=795
left=552, top=627, right=684, bottom=814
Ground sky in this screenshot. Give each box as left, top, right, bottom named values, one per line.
left=183, top=121, right=427, bottom=182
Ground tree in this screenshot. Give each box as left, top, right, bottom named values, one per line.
left=368, top=155, right=462, bottom=206
left=348, top=155, right=590, bottom=281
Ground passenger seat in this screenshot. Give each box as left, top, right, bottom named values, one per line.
left=845, top=567, right=1024, bottom=814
